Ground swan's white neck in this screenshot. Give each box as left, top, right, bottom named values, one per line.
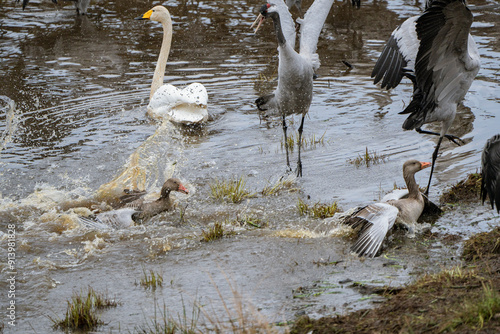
left=150, top=13, right=173, bottom=99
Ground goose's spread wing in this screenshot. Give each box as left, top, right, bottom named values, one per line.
left=346, top=203, right=399, bottom=258
left=298, top=0, right=334, bottom=70
left=372, top=16, right=419, bottom=90
left=271, top=0, right=297, bottom=50
left=401, top=0, right=480, bottom=129
left=381, top=189, right=409, bottom=202
left=79, top=208, right=139, bottom=230
left=481, top=134, right=500, bottom=212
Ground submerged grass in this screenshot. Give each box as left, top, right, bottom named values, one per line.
left=347, top=147, right=386, bottom=168
left=281, top=132, right=326, bottom=153
left=201, top=222, right=225, bottom=242
left=210, top=176, right=254, bottom=204
left=139, top=268, right=164, bottom=290
left=297, top=198, right=340, bottom=219
left=261, top=175, right=298, bottom=196
left=135, top=298, right=199, bottom=334
left=50, top=287, right=117, bottom=331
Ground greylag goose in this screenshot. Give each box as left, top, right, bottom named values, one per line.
left=80, top=178, right=188, bottom=229
left=252, top=0, right=334, bottom=176
left=135, top=6, right=208, bottom=125
left=371, top=0, right=480, bottom=195
left=481, top=134, right=500, bottom=213
left=346, top=160, right=431, bottom=258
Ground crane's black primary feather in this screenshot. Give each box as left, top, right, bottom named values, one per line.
left=481, top=134, right=500, bottom=213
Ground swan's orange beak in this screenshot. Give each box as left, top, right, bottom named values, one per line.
left=420, top=162, right=431, bottom=169
left=178, top=184, right=189, bottom=194
left=251, top=13, right=266, bottom=34
left=135, top=9, right=153, bottom=20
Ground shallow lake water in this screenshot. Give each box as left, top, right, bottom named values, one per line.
left=0, top=0, right=499, bottom=332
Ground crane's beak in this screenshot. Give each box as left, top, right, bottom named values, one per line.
left=251, top=13, right=265, bottom=34
left=420, top=162, right=431, bottom=169
left=135, top=9, right=153, bottom=20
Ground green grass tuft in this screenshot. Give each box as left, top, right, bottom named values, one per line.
left=140, top=268, right=164, bottom=290
left=347, top=147, right=386, bottom=168
left=210, top=176, right=254, bottom=204
left=202, top=222, right=225, bottom=242
left=50, top=287, right=117, bottom=331
left=297, top=198, right=340, bottom=219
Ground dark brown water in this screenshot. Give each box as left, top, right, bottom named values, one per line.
left=0, top=0, right=499, bottom=332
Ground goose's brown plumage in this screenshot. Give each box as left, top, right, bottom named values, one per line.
left=80, top=178, right=188, bottom=229
left=346, top=160, right=430, bottom=258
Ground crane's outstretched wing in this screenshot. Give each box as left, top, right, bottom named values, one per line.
left=270, top=0, right=297, bottom=50
left=298, top=0, right=334, bottom=70
left=346, top=203, right=398, bottom=258
left=401, top=0, right=480, bottom=130
left=372, top=16, right=419, bottom=90
left=481, top=134, right=500, bottom=213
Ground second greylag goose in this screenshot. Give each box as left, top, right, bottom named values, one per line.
left=80, top=178, right=189, bottom=229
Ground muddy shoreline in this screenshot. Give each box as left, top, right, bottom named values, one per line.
left=291, top=176, right=500, bottom=333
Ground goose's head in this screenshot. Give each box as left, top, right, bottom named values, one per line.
left=251, top=3, right=279, bottom=34
left=135, top=5, right=170, bottom=23
left=403, top=160, right=431, bottom=176
left=161, top=178, right=189, bottom=198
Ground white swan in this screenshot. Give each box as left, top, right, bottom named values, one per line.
left=136, top=6, right=208, bottom=125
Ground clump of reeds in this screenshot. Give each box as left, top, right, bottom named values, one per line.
left=281, top=132, right=326, bottom=152
left=202, top=222, right=225, bottom=242
left=261, top=175, right=298, bottom=196
left=210, top=176, right=254, bottom=204
left=50, top=287, right=117, bottom=331
left=135, top=299, right=199, bottom=334
left=297, top=198, right=340, bottom=219
left=347, top=147, right=386, bottom=167
left=139, top=268, right=164, bottom=290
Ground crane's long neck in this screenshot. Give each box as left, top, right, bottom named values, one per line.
left=150, top=14, right=173, bottom=99
left=269, top=12, right=286, bottom=46
left=404, top=170, right=420, bottom=199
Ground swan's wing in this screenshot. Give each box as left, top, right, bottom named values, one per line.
left=371, top=16, right=419, bottom=90
left=270, top=0, right=296, bottom=49
left=298, top=0, right=334, bottom=70
left=401, top=0, right=480, bottom=129
left=481, top=134, right=500, bottom=213
left=346, top=203, right=399, bottom=258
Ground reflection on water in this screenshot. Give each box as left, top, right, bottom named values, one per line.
left=0, top=0, right=499, bottom=332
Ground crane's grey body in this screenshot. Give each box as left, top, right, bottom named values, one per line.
left=254, top=0, right=334, bottom=176
left=372, top=0, right=480, bottom=195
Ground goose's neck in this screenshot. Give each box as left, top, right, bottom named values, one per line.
left=160, top=189, right=171, bottom=200
left=404, top=171, right=421, bottom=199
left=151, top=14, right=173, bottom=99
left=269, top=12, right=286, bottom=46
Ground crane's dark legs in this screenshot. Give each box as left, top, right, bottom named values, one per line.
left=282, top=114, right=291, bottom=172
left=425, top=136, right=443, bottom=196
left=296, top=114, right=305, bottom=177
left=416, top=127, right=464, bottom=146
